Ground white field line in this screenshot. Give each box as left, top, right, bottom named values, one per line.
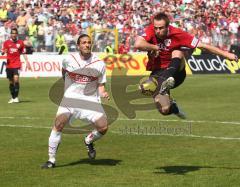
left=1, top=116, right=240, bottom=125
left=0, top=124, right=91, bottom=132
left=1, top=123, right=240, bottom=141
left=111, top=131, right=240, bottom=140
left=118, top=118, right=240, bottom=125
left=0, top=124, right=50, bottom=129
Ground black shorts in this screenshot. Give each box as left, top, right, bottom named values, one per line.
left=6, top=68, right=20, bottom=80
left=150, top=68, right=186, bottom=89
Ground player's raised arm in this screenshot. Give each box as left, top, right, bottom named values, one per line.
left=197, top=42, right=238, bottom=61
left=134, top=36, right=159, bottom=52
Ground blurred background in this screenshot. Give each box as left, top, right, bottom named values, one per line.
left=0, top=0, right=239, bottom=54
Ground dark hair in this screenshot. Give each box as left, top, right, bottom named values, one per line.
left=11, top=28, right=18, bottom=34
left=153, top=12, right=170, bottom=27
left=77, top=34, right=90, bottom=45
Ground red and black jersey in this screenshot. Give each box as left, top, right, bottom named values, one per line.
left=141, top=24, right=199, bottom=71
left=2, top=39, right=25, bottom=68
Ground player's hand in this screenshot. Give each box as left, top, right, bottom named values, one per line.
left=227, top=53, right=239, bottom=62
left=148, top=45, right=160, bottom=58
left=100, top=91, right=110, bottom=100
left=234, top=55, right=239, bottom=62
left=148, top=50, right=159, bottom=59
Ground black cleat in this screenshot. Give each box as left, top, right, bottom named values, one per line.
left=41, top=161, right=55, bottom=169
left=172, top=100, right=187, bottom=119
left=84, top=140, right=96, bottom=160
left=159, top=77, right=175, bottom=95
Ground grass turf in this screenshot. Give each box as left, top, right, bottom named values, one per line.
left=0, top=74, right=240, bottom=187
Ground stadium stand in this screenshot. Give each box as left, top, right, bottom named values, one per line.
left=0, top=0, right=239, bottom=53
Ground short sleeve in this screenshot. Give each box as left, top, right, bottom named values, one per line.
left=62, top=57, right=69, bottom=70
left=177, top=31, right=199, bottom=49
left=98, top=63, right=106, bottom=84
left=140, top=24, right=154, bottom=42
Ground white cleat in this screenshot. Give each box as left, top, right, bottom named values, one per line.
left=13, top=97, right=19, bottom=103
left=159, top=77, right=175, bottom=95
left=8, top=98, right=14, bottom=104
left=8, top=98, right=20, bottom=104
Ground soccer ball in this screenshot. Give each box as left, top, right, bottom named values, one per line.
left=139, top=76, right=158, bottom=96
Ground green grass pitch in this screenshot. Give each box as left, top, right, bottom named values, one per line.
left=0, top=74, right=240, bottom=187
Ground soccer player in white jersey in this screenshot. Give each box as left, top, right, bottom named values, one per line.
left=42, top=34, right=109, bottom=169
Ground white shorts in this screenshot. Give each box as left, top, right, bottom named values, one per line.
left=56, top=99, right=106, bottom=124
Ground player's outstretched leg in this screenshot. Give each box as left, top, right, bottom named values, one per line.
left=84, top=116, right=108, bottom=159
left=154, top=93, right=186, bottom=119
left=159, top=77, right=175, bottom=95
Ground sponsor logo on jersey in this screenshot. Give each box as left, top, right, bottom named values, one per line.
left=68, top=71, right=98, bottom=83
left=164, top=39, right=171, bottom=47
left=9, top=48, right=18, bottom=53
left=191, top=37, right=199, bottom=47
left=157, top=43, right=169, bottom=51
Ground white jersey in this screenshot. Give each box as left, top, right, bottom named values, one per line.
left=62, top=53, right=106, bottom=102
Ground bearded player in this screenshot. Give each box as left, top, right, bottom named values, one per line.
left=134, top=12, right=238, bottom=118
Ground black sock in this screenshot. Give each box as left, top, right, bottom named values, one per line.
left=162, top=57, right=182, bottom=78
left=168, top=102, right=179, bottom=114
left=155, top=58, right=182, bottom=92
left=9, top=83, right=15, bottom=98
left=14, top=82, right=20, bottom=98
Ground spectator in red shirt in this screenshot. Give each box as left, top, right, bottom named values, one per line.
left=134, top=12, right=238, bottom=119
left=119, top=42, right=128, bottom=54
left=66, top=20, right=78, bottom=36
left=2, top=28, right=25, bottom=103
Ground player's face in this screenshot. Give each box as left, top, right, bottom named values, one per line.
left=10, top=31, right=18, bottom=41
left=153, top=19, right=168, bottom=39
left=79, top=36, right=92, bottom=55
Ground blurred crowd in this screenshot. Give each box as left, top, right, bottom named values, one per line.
left=0, top=0, right=239, bottom=54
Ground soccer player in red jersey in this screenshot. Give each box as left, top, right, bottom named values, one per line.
left=2, top=28, right=25, bottom=103
left=134, top=12, right=238, bottom=118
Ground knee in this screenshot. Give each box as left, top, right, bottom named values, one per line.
left=54, top=120, right=65, bottom=132
left=97, top=123, right=108, bottom=135
left=156, top=103, right=170, bottom=115
left=95, top=116, right=108, bottom=134
left=160, top=106, right=170, bottom=115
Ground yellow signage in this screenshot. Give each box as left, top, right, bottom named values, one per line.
left=98, top=53, right=193, bottom=76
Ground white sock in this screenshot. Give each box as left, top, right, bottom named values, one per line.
left=85, top=129, right=103, bottom=144
left=48, top=130, right=62, bottom=163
